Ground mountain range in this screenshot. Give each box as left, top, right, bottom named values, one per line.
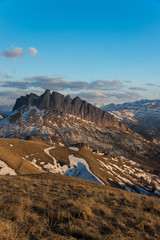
left=0, top=90, right=160, bottom=198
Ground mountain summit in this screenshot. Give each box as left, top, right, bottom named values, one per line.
left=12, top=90, right=125, bottom=129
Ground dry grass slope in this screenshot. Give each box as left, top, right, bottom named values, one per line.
left=0, top=138, right=160, bottom=195
left=0, top=138, right=52, bottom=174
left=0, top=173, right=160, bottom=240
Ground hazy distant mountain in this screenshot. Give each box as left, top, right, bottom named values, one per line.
left=101, top=99, right=160, bottom=111
left=101, top=99, right=160, bottom=142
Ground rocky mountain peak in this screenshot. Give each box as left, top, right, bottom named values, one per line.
left=12, top=90, right=127, bottom=129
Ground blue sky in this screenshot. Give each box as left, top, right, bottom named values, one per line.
left=0, top=0, right=160, bottom=106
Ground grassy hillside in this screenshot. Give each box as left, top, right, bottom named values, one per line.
left=0, top=138, right=51, bottom=174
left=0, top=138, right=160, bottom=196
left=0, top=173, right=160, bottom=240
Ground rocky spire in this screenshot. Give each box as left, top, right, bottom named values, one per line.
left=37, top=89, right=51, bottom=109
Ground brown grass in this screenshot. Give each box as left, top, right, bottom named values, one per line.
left=0, top=173, right=159, bottom=240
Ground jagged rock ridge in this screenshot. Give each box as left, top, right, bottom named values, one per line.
left=13, top=90, right=126, bottom=129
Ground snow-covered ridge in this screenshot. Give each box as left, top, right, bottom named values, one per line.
left=101, top=99, right=160, bottom=111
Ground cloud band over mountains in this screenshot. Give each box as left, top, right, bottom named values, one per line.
left=1, top=76, right=124, bottom=91
left=0, top=75, right=145, bottom=104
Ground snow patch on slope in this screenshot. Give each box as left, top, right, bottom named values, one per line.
left=66, top=155, right=104, bottom=184
left=0, top=160, right=17, bottom=175
left=44, top=146, right=104, bottom=184
left=69, top=147, right=79, bottom=152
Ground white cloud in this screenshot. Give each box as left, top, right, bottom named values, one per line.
left=28, top=47, right=38, bottom=56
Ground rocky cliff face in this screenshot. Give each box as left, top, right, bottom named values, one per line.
left=12, top=90, right=126, bottom=129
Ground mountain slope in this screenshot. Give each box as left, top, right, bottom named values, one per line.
left=0, top=103, right=160, bottom=170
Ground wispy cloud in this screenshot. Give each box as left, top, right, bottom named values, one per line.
left=124, top=80, right=132, bottom=83
left=108, top=91, right=141, bottom=100
left=71, top=91, right=107, bottom=100
left=0, top=89, right=43, bottom=101
left=71, top=91, right=141, bottom=103
left=0, top=91, right=22, bottom=99
left=129, top=87, right=147, bottom=91
left=2, top=73, right=13, bottom=79
left=145, top=83, right=155, bottom=86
